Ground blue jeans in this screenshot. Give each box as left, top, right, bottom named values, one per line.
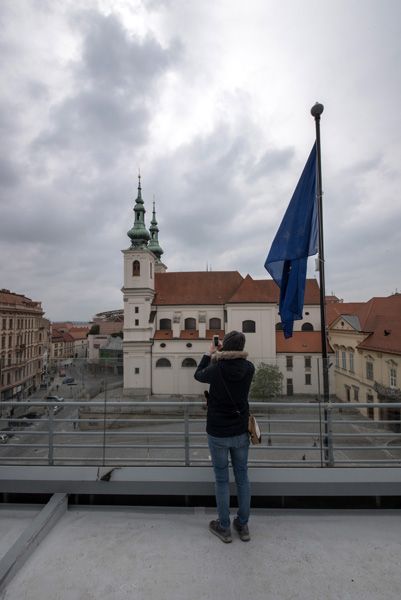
left=207, top=432, right=250, bottom=529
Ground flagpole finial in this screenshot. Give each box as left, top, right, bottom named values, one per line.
left=311, top=102, right=324, bottom=118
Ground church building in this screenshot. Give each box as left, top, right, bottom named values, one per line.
left=122, top=177, right=332, bottom=397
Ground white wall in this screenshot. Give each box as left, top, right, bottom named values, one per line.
left=123, top=342, right=152, bottom=395
left=291, top=305, right=321, bottom=331
left=88, top=335, right=109, bottom=361
left=227, top=304, right=276, bottom=360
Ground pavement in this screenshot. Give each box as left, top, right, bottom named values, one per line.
left=0, top=505, right=400, bottom=600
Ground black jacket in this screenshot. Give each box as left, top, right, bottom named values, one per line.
left=194, top=351, right=255, bottom=437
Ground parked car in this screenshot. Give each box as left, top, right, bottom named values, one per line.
left=45, top=395, right=64, bottom=402
left=0, top=433, right=9, bottom=444
left=62, top=377, right=75, bottom=385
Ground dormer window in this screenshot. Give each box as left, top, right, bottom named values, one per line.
left=132, top=260, right=140, bottom=276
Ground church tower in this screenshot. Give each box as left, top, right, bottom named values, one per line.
left=148, top=200, right=167, bottom=273
left=122, top=175, right=157, bottom=396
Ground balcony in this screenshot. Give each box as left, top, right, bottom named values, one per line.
left=0, top=359, right=400, bottom=597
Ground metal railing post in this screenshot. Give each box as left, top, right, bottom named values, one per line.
left=48, top=408, right=54, bottom=466
left=326, top=405, right=334, bottom=467
left=184, top=403, right=190, bottom=466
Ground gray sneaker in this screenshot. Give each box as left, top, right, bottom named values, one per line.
left=209, top=520, right=232, bottom=543
left=233, top=517, right=250, bottom=542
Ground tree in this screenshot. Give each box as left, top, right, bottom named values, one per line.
left=250, top=363, right=283, bottom=399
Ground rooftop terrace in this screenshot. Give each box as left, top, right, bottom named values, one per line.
left=1, top=502, right=400, bottom=600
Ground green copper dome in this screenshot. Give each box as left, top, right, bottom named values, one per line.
left=127, top=174, right=150, bottom=247
left=148, top=200, right=164, bottom=260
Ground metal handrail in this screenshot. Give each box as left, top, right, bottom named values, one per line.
left=1, top=399, right=401, bottom=468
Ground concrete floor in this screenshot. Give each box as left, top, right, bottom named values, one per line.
left=1, top=506, right=400, bottom=600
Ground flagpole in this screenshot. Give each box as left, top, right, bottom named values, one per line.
left=311, top=102, right=332, bottom=466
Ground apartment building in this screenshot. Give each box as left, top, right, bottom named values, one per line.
left=50, top=327, right=75, bottom=361
left=0, top=289, right=47, bottom=402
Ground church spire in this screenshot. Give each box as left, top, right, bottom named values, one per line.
left=127, top=173, right=150, bottom=247
left=148, top=198, right=164, bottom=260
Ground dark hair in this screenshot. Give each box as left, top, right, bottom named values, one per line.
left=222, top=330, right=245, bottom=351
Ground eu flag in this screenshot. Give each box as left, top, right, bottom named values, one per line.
left=264, top=144, right=318, bottom=338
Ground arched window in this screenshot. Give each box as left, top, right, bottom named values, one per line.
left=242, top=320, right=256, bottom=333
left=301, top=322, right=314, bottom=331
left=160, top=318, right=172, bottom=330
left=182, top=358, right=197, bottom=368
left=156, top=358, right=171, bottom=367
left=276, top=322, right=283, bottom=331
left=184, top=318, right=196, bottom=330
left=209, top=318, right=221, bottom=330
left=132, top=260, right=140, bottom=276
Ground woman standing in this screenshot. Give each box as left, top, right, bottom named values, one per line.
left=194, top=330, right=255, bottom=543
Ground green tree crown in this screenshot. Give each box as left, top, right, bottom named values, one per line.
left=250, top=363, right=283, bottom=399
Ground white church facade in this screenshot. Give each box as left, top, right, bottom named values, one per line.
left=122, top=177, right=333, bottom=397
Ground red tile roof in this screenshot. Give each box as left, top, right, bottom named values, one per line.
left=326, top=302, right=366, bottom=327
left=62, top=332, right=75, bottom=342
left=153, top=272, right=320, bottom=305
left=154, top=271, right=243, bottom=305
left=51, top=327, right=74, bottom=343
left=228, top=275, right=320, bottom=304
left=276, top=331, right=333, bottom=353
left=51, top=327, right=64, bottom=342
left=0, top=290, right=42, bottom=311
left=328, top=294, right=401, bottom=355
left=68, top=327, right=90, bottom=340
left=357, top=316, right=401, bottom=355
left=325, top=295, right=342, bottom=304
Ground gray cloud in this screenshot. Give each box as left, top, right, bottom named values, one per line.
left=0, top=155, right=20, bottom=188
left=32, top=10, right=181, bottom=170
left=248, top=147, right=295, bottom=181
left=1, top=0, right=401, bottom=319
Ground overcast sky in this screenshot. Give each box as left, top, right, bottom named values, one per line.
left=1, top=0, right=400, bottom=321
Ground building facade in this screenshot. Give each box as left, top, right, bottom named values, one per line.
left=51, top=323, right=90, bottom=359
left=0, top=289, right=47, bottom=402
left=87, top=310, right=123, bottom=362
left=50, top=327, right=75, bottom=361
left=327, top=295, right=401, bottom=425
left=122, top=178, right=333, bottom=397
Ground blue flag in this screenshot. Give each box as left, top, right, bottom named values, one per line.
left=264, top=144, right=318, bottom=338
